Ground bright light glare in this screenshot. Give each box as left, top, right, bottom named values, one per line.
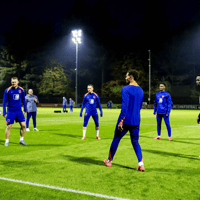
left=72, top=29, right=82, bottom=44
left=78, top=30, right=82, bottom=37
left=77, top=38, right=81, bottom=43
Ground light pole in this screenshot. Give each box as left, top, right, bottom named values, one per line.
left=148, top=49, right=151, bottom=104
left=72, top=30, right=82, bottom=105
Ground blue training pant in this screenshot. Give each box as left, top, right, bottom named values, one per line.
left=83, top=111, right=99, bottom=127
left=108, top=124, right=143, bottom=162
left=70, top=106, right=73, bottom=112
left=63, top=105, right=66, bottom=112
left=156, top=114, right=171, bottom=137
left=26, top=112, right=37, bottom=128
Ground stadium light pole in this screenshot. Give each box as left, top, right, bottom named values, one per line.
left=72, top=30, right=82, bottom=105
left=148, top=49, right=151, bottom=104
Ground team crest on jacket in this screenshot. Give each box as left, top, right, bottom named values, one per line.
left=93, top=96, right=96, bottom=98
left=19, top=90, right=21, bottom=93
left=162, top=95, right=164, bottom=98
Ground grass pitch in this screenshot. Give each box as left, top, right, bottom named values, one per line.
left=0, top=108, right=200, bottom=200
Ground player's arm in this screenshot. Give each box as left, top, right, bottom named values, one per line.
left=97, top=96, right=103, bottom=117
left=118, top=88, right=129, bottom=130
left=80, top=96, right=86, bottom=117
left=35, top=96, right=39, bottom=104
left=153, top=95, right=157, bottom=115
left=3, top=89, right=8, bottom=117
left=166, top=94, right=172, bottom=116
left=22, top=90, right=27, bottom=113
left=25, top=95, right=29, bottom=103
left=197, top=113, right=200, bottom=124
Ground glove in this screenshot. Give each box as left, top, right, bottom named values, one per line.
left=80, top=113, right=82, bottom=117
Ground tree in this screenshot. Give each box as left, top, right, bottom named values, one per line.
left=37, top=60, right=71, bottom=96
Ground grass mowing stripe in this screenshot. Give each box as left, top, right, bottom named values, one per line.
left=0, top=177, right=133, bottom=200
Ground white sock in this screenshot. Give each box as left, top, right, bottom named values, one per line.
left=96, top=130, right=99, bottom=137
left=83, top=130, right=86, bottom=137
left=108, top=159, right=112, bottom=163
left=20, top=137, right=24, bottom=141
left=139, top=161, right=144, bottom=166
left=5, top=139, right=9, bottom=143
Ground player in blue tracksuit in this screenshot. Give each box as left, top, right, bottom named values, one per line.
left=80, top=84, right=103, bottom=140
left=62, top=97, right=67, bottom=113
left=69, top=98, right=74, bottom=113
left=196, top=76, right=200, bottom=123
left=153, top=83, right=172, bottom=141
left=104, top=70, right=145, bottom=171
left=3, top=77, right=27, bottom=147
left=25, top=89, right=39, bottom=131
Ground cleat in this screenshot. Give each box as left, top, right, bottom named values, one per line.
left=154, top=136, right=161, bottom=140
left=4, top=143, right=9, bottom=147
left=103, top=159, right=112, bottom=167
left=33, top=128, right=39, bottom=131
left=26, top=128, right=30, bottom=132
left=96, top=136, right=101, bottom=140
left=19, top=140, right=27, bottom=146
left=136, top=165, right=145, bottom=171
left=81, top=137, right=85, bottom=140
left=168, top=137, right=172, bottom=141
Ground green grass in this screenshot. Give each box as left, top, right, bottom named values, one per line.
left=0, top=108, right=200, bottom=200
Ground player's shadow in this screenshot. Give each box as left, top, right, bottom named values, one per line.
left=142, top=149, right=199, bottom=160
left=63, top=155, right=135, bottom=170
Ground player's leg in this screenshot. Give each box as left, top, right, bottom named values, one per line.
left=163, top=115, right=172, bottom=140
left=62, top=105, right=65, bottom=113
left=32, top=112, right=38, bottom=131
left=154, top=114, right=162, bottom=139
left=129, top=125, right=145, bottom=171
left=71, top=106, right=73, bottom=113
left=104, top=124, right=128, bottom=167
left=91, top=112, right=100, bottom=139
left=26, top=112, right=31, bottom=131
left=82, top=112, right=90, bottom=140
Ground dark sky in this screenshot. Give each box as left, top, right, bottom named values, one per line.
left=0, top=0, right=199, bottom=46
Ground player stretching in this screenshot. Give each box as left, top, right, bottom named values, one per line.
left=62, top=97, right=67, bottom=113
left=69, top=98, right=74, bottom=113
left=80, top=84, right=103, bottom=140
left=103, top=69, right=145, bottom=171
left=3, top=77, right=27, bottom=147
left=25, top=89, right=39, bottom=131
left=153, top=83, right=172, bottom=141
left=196, top=76, right=200, bottom=123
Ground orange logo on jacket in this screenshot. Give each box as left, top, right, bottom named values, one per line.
left=162, top=95, right=164, bottom=98
left=19, top=90, right=21, bottom=93
left=93, top=96, right=96, bottom=98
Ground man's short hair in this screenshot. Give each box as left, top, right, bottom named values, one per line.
left=88, top=84, right=94, bottom=89
left=160, top=82, right=166, bottom=86
left=127, top=69, right=139, bottom=81
left=11, top=77, right=18, bottom=81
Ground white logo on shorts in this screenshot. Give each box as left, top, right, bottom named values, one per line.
left=13, top=94, right=19, bottom=100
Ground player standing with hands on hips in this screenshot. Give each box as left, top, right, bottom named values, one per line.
left=103, top=69, right=145, bottom=171
left=153, top=83, right=172, bottom=141
left=3, top=77, right=27, bottom=147
left=25, top=89, right=39, bottom=131
left=80, top=84, right=103, bottom=140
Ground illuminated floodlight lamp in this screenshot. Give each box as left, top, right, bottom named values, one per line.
left=72, top=29, right=82, bottom=44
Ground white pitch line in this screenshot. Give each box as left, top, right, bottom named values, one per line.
left=0, top=177, right=132, bottom=200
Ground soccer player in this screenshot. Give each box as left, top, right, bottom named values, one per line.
left=69, top=98, right=74, bottom=113
left=153, top=83, right=172, bottom=141
left=196, top=76, right=200, bottom=123
left=62, top=97, right=67, bottom=113
left=25, top=89, right=39, bottom=131
left=3, top=77, right=27, bottom=147
left=80, top=84, right=103, bottom=140
left=103, top=69, right=145, bottom=171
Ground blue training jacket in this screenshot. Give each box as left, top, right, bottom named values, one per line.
left=118, top=82, right=144, bottom=126
left=69, top=99, right=74, bottom=106
left=3, top=86, right=27, bottom=116
left=154, top=91, right=172, bottom=115
left=25, top=94, right=39, bottom=112
left=80, top=92, right=103, bottom=116
left=62, top=98, right=67, bottom=106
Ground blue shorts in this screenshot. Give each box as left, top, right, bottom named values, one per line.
left=83, top=111, right=99, bottom=127
left=6, top=111, right=25, bottom=124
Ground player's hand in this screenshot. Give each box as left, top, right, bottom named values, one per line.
left=100, top=112, right=103, bottom=117
left=166, top=114, right=169, bottom=117
left=34, top=99, right=37, bottom=103
left=118, top=124, right=123, bottom=131
left=197, top=118, right=200, bottom=124
left=153, top=113, right=156, bottom=115
left=80, top=113, right=82, bottom=117
left=3, top=114, right=7, bottom=118
left=24, top=112, right=26, bottom=115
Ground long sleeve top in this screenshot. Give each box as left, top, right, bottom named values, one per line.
left=25, top=94, right=39, bottom=112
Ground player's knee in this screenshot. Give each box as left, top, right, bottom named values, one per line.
left=6, top=125, right=12, bottom=130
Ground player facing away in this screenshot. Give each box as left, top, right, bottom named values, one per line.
left=80, top=84, right=103, bottom=140
left=25, top=89, right=39, bottom=131
left=196, top=76, right=200, bottom=123
left=69, top=98, right=74, bottom=113
left=103, top=69, right=145, bottom=171
left=153, top=83, right=172, bottom=141
left=3, top=77, right=27, bottom=147
left=62, top=97, right=67, bottom=113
